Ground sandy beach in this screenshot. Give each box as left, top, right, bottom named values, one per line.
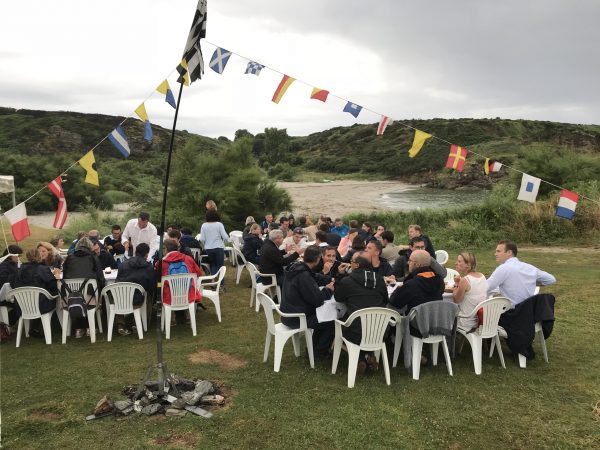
left=278, top=180, right=414, bottom=218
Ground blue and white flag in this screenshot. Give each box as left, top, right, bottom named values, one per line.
left=209, top=47, right=232, bottom=74
left=108, top=126, right=131, bottom=158
left=343, top=101, right=362, bottom=118
left=144, top=121, right=153, bottom=141
left=517, top=173, right=541, bottom=203
left=245, top=61, right=265, bottom=76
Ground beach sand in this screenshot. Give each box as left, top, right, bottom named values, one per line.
left=277, top=180, right=413, bottom=218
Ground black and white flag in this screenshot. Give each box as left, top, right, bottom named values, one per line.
left=178, top=0, right=207, bottom=85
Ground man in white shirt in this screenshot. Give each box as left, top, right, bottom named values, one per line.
left=121, top=212, right=159, bottom=262
left=487, top=240, right=556, bottom=305
left=280, top=227, right=309, bottom=251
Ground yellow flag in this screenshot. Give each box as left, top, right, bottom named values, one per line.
left=156, top=80, right=169, bottom=95
left=407, top=130, right=433, bottom=158
left=176, top=58, right=190, bottom=86
left=135, top=103, right=148, bottom=122
left=79, top=150, right=99, bottom=186
left=484, top=158, right=490, bottom=175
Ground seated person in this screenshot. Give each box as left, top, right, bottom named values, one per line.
left=408, top=224, right=435, bottom=258
left=330, top=218, right=349, bottom=238
left=279, top=216, right=291, bottom=237
left=114, top=243, right=155, bottom=335
left=365, top=240, right=394, bottom=277
left=242, top=223, right=263, bottom=264
left=260, top=213, right=274, bottom=232
left=314, top=230, right=329, bottom=248
left=280, top=245, right=335, bottom=359
left=341, top=235, right=366, bottom=263
left=337, top=228, right=359, bottom=258
left=168, top=229, right=193, bottom=257
left=280, top=227, right=308, bottom=251
left=380, top=230, right=401, bottom=263
left=313, top=246, right=341, bottom=285
left=319, top=223, right=341, bottom=247
left=179, top=227, right=201, bottom=249
left=50, top=235, right=66, bottom=254
left=36, top=241, right=63, bottom=269
left=487, top=240, right=556, bottom=305
left=389, top=250, right=444, bottom=312
left=242, top=216, right=256, bottom=238
left=67, top=231, right=87, bottom=255
left=103, top=225, right=126, bottom=256
left=359, top=222, right=374, bottom=243
left=393, top=236, right=446, bottom=281
left=301, top=215, right=318, bottom=242
left=452, top=252, right=488, bottom=330
left=374, top=224, right=386, bottom=242
left=259, top=229, right=302, bottom=287
left=90, top=238, right=117, bottom=270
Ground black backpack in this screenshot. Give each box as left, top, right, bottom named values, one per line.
left=62, top=279, right=92, bottom=321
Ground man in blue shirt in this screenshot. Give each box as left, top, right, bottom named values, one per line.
left=487, top=240, right=556, bottom=305
left=330, top=218, right=349, bottom=238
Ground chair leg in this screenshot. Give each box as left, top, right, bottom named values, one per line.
left=305, top=329, right=315, bottom=369
left=87, top=309, right=96, bottom=344
left=96, top=309, right=103, bottom=333
left=133, top=310, right=144, bottom=339
left=41, top=313, right=53, bottom=345
left=470, top=335, right=482, bottom=375
left=62, top=311, right=70, bottom=344
left=212, top=296, right=221, bottom=323
left=274, top=334, right=290, bottom=373
left=16, top=318, right=23, bottom=347
left=381, top=344, right=391, bottom=386
left=140, top=301, right=148, bottom=332
left=431, top=342, right=440, bottom=366
left=412, top=337, right=423, bottom=380
left=107, top=311, right=115, bottom=342
left=291, top=333, right=300, bottom=357
left=494, top=335, right=506, bottom=368
left=263, top=330, right=272, bottom=362
left=538, top=330, right=549, bottom=363
left=346, top=344, right=361, bottom=388
left=235, top=266, right=242, bottom=284
left=331, top=335, right=342, bottom=374
left=188, top=303, right=197, bottom=336
left=442, top=337, right=453, bottom=376
left=518, top=354, right=527, bottom=368
left=24, top=318, right=30, bottom=338
left=249, top=287, right=255, bottom=308
left=489, top=337, right=496, bottom=358
left=392, top=323, right=403, bottom=368
left=164, top=307, right=172, bottom=340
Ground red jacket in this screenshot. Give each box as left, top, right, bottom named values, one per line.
left=157, top=251, right=203, bottom=305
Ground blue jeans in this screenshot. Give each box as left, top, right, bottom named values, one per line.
left=205, top=248, right=225, bottom=278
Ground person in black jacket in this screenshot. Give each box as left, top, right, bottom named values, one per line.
left=90, top=238, right=117, bottom=270
left=390, top=250, right=444, bottom=312
left=113, top=243, right=155, bottom=335
left=259, top=229, right=303, bottom=287
left=242, top=224, right=263, bottom=264
left=280, top=245, right=335, bottom=358
left=179, top=227, right=201, bottom=249
left=408, top=224, right=435, bottom=259
left=62, top=237, right=106, bottom=338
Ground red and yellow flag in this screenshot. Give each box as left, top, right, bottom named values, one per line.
left=445, top=145, right=468, bottom=172
left=310, top=87, right=329, bottom=102
left=272, top=75, right=295, bottom=104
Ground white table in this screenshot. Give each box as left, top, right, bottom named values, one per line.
left=316, top=298, right=347, bottom=323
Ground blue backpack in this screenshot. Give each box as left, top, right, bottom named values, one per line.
left=168, top=261, right=189, bottom=275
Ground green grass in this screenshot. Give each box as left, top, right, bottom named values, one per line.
left=1, top=248, right=599, bottom=449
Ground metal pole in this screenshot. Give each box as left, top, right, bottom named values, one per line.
left=154, top=79, right=185, bottom=395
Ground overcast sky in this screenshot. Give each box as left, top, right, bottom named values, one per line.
left=2, top=0, right=599, bottom=140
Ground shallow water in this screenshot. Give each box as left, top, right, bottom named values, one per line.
left=377, top=185, right=487, bottom=211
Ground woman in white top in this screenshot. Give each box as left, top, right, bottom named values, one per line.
left=452, top=252, right=488, bottom=329
left=199, top=208, right=229, bottom=281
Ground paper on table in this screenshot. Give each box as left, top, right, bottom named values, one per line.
left=316, top=299, right=339, bottom=323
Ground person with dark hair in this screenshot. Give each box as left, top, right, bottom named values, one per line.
left=393, top=237, right=446, bottom=281
left=103, top=225, right=125, bottom=256
left=122, top=212, right=158, bottom=261
left=380, top=230, right=400, bottom=263
left=337, top=228, right=359, bottom=258
left=313, top=246, right=341, bottom=286
left=243, top=223, right=263, bottom=264
left=167, top=229, right=193, bottom=257
left=279, top=216, right=290, bottom=236
left=374, top=224, right=386, bottom=242
left=287, top=214, right=295, bottom=228
left=50, top=235, right=65, bottom=253
left=487, top=240, right=555, bottom=305
left=179, top=227, right=201, bottom=249
left=199, top=209, right=229, bottom=286
left=90, top=237, right=117, bottom=270
left=0, top=245, right=23, bottom=324
left=359, top=222, right=373, bottom=242
left=314, top=230, right=329, bottom=247
left=281, top=227, right=308, bottom=252
left=330, top=218, right=349, bottom=238
left=334, top=250, right=389, bottom=374
left=407, top=224, right=436, bottom=258
left=341, top=235, right=366, bottom=263
left=319, top=222, right=341, bottom=247
left=114, top=243, right=155, bottom=335
left=366, top=240, right=394, bottom=277
left=280, top=245, right=335, bottom=359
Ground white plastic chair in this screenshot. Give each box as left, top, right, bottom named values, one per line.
left=231, top=244, right=248, bottom=285
left=198, top=266, right=226, bottom=322
left=189, top=248, right=211, bottom=274
left=59, top=278, right=102, bottom=344
left=435, top=250, right=449, bottom=265
left=8, top=287, right=57, bottom=347
left=444, top=268, right=460, bottom=285
left=457, top=296, right=512, bottom=374
left=101, top=282, right=146, bottom=341
left=160, top=273, right=198, bottom=339
left=247, top=263, right=281, bottom=312
left=114, top=254, right=127, bottom=265
left=408, top=303, right=457, bottom=380
left=331, top=307, right=400, bottom=388
left=229, top=230, right=244, bottom=248
left=257, top=292, right=314, bottom=372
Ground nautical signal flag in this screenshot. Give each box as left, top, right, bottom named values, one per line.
left=134, top=103, right=152, bottom=141
left=3, top=203, right=31, bottom=242
left=310, top=88, right=329, bottom=102
left=79, top=150, right=99, bottom=186
left=517, top=173, right=541, bottom=203
left=556, top=189, right=579, bottom=220
left=377, top=116, right=392, bottom=136
left=484, top=158, right=502, bottom=175
left=407, top=130, right=433, bottom=158
left=178, top=0, right=207, bottom=84
left=272, top=75, right=296, bottom=104
left=209, top=47, right=232, bottom=74
left=156, top=80, right=176, bottom=109
left=245, top=61, right=265, bottom=76
left=108, top=126, right=131, bottom=158
left=47, top=176, right=68, bottom=229
left=343, top=101, right=362, bottom=118
left=445, top=145, right=468, bottom=172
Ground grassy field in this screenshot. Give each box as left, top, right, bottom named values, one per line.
left=1, top=243, right=599, bottom=449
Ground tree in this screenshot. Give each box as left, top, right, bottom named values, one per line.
left=234, top=129, right=254, bottom=141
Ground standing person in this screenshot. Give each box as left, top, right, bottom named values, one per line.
left=62, top=237, right=106, bottom=338
left=205, top=200, right=218, bottom=211
left=452, top=252, right=488, bottom=330
left=280, top=246, right=335, bottom=359
left=199, top=208, right=229, bottom=287
left=122, top=212, right=159, bottom=261
left=487, top=240, right=556, bottom=305
left=103, top=225, right=125, bottom=256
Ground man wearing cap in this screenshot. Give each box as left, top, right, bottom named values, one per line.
left=0, top=245, right=23, bottom=290
left=121, top=212, right=159, bottom=262
left=280, top=227, right=309, bottom=251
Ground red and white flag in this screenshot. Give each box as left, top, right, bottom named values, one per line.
left=377, top=115, right=392, bottom=135
left=47, top=176, right=68, bottom=229
left=3, top=203, right=31, bottom=242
